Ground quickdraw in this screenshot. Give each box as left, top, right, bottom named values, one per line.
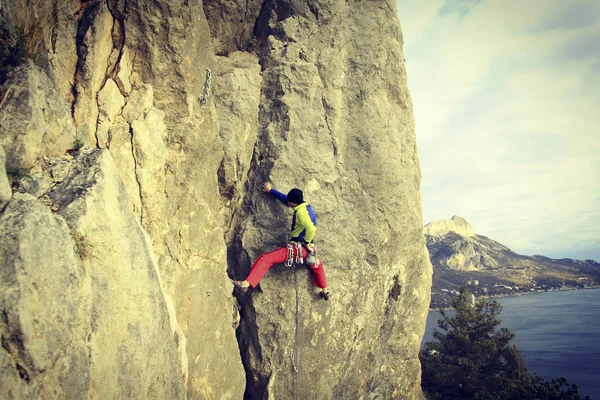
left=290, top=349, right=298, bottom=373
left=199, top=68, right=212, bottom=104
left=285, top=243, right=294, bottom=267
left=294, top=242, right=304, bottom=264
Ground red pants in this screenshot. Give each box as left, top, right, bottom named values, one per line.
left=246, top=246, right=327, bottom=289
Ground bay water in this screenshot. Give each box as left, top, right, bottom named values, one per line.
left=422, top=289, right=600, bottom=399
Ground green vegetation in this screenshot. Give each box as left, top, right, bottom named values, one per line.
left=5, top=165, right=31, bottom=186
left=73, top=138, right=85, bottom=151
left=421, top=287, right=589, bottom=400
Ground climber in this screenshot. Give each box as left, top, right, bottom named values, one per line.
left=232, top=182, right=329, bottom=300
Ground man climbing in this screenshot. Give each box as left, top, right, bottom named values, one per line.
left=232, top=182, right=329, bottom=300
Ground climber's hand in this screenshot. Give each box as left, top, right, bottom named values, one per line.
left=263, top=182, right=272, bottom=193
left=306, top=243, right=315, bottom=253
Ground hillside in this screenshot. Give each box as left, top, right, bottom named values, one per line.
left=426, top=216, right=600, bottom=309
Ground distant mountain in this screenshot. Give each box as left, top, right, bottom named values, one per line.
left=425, top=216, right=600, bottom=309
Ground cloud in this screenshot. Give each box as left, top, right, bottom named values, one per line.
left=536, top=1, right=600, bottom=31
left=439, top=0, right=482, bottom=18
left=395, top=0, right=445, bottom=50
left=396, top=0, right=600, bottom=260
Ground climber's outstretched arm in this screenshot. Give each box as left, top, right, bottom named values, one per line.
left=263, top=182, right=288, bottom=205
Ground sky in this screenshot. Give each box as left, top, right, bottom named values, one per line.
left=395, top=0, right=600, bottom=260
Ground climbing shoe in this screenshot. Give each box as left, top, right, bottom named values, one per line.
left=231, top=280, right=249, bottom=294
left=320, top=291, right=329, bottom=301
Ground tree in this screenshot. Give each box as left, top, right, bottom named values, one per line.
left=420, top=287, right=589, bottom=400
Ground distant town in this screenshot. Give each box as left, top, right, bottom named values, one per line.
left=431, top=279, right=599, bottom=310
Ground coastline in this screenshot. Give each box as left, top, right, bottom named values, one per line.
left=429, top=285, right=600, bottom=312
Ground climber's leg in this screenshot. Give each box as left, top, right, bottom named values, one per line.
left=246, top=247, right=289, bottom=288
left=309, top=258, right=328, bottom=289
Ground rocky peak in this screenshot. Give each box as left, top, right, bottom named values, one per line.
left=424, top=215, right=476, bottom=237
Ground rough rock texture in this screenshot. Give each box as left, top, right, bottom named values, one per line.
left=1, top=0, right=431, bottom=399
left=0, top=146, right=11, bottom=208
left=118, top=2, right=247, bottom=397
left=0, top=61, right=75, bottom=169
left=0, top=193, right=87, bottom=400
left=2, top=0, right=247, bottom=397
left=424, top=215, right=476, bottom=237
left=211, top=1, right=432, bottom=399
left=203, top=0, right=264, bottom=55
left=214, top=51, right=262, bottom=244
left=0, top=149, right=183, bottom=399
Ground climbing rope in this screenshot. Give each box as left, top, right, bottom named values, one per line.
left=293, top=261, right=300, bottom=400
left=288, top=243, right=306, bottom=398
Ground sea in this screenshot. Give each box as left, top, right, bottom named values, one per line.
left=422, top=289, right=600, bottom=399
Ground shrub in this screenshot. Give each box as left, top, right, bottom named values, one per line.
left=5, top=165, right=31, bottom=186
left=421, top=287, right=589, bottom=400
left=73, top=138, right=84, bottom=151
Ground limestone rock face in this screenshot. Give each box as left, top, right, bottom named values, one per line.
left=211, top=1, right=432, bottom=399
left=72, top=1, right=115, bottom=143
left=214, top=51, right=262, bottom=243
left=424, top=215, right=476, bottom=237
left=1, top=0, right=431, bottom=399
left=118, top=2, right=247, bottom=397
left=203, top=0, right=264, bottom=55
left=0, top=146, right=11, bottom=208
left=0, top=149, right=183, bottom=399
left=2, top=0, right=247, bottom=396
left=0, top=193, right=88, bottom=400
left=0, top=61, right=75, bottom=169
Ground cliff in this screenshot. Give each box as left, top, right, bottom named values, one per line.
left=0, top=1, right=431, bottom=399
left=426, top=216, right=600, bottom=309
